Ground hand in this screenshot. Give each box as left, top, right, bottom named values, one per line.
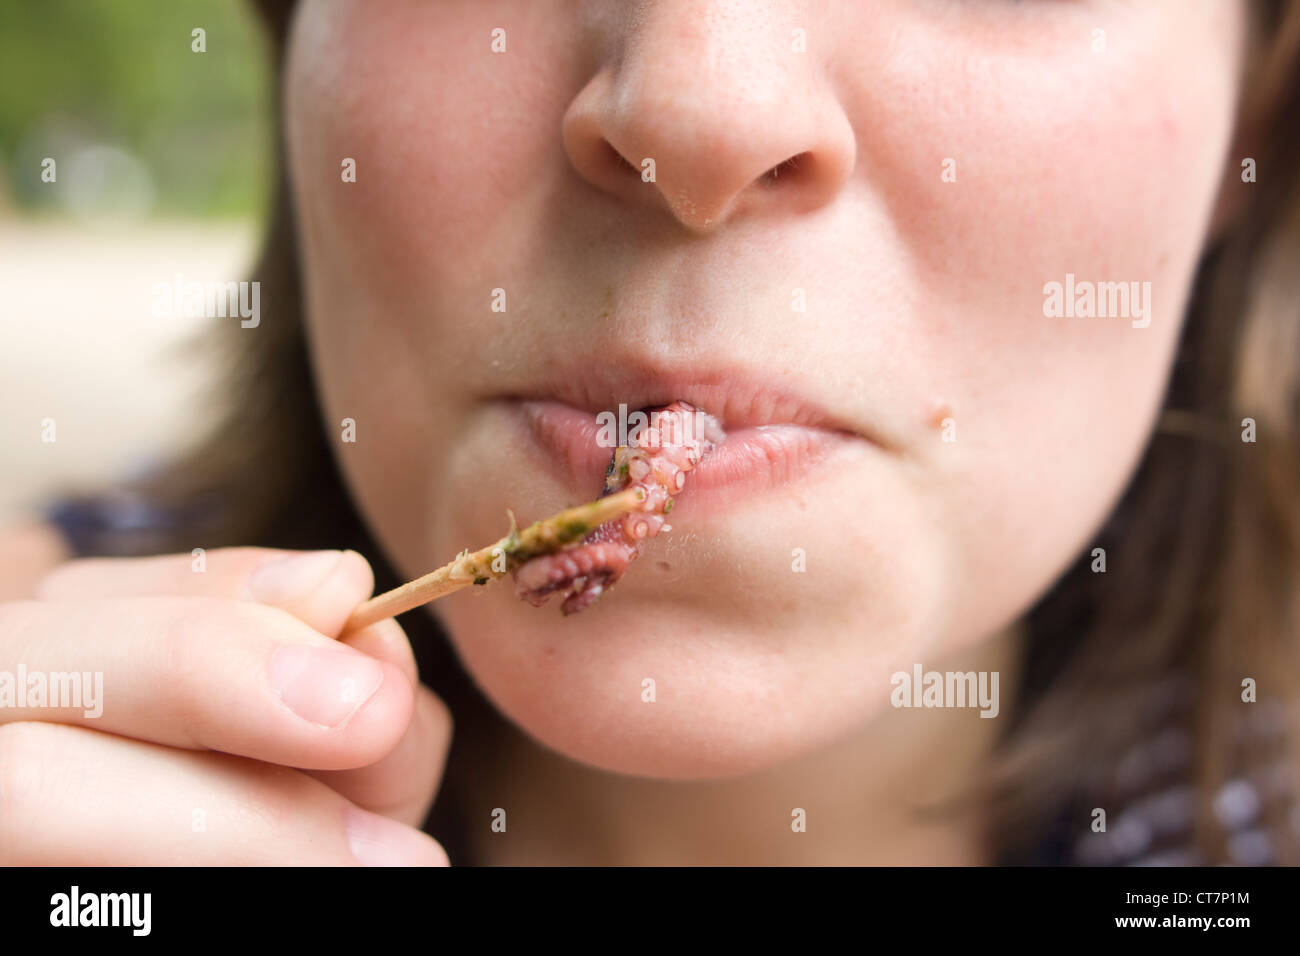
left=0, top=547, right=451, bottom=865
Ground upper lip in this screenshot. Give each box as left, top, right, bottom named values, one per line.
left=499, top=354, right=881, bottom=445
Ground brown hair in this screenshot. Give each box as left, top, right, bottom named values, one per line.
left=988, top=2, right=1300, bottom=863
left=132, top=0, right=1300, bottom=864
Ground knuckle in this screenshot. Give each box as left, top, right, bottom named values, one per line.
left=157, top=596, right=227, bottom=682
left=154, top=597, right=317, bottom=747
left=154, top=599, right=224, bottom=747
left=158, top=595, right=289, bottom=671
left=154, top=598, right=278, bottom=736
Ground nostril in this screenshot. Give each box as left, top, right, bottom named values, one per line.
left=605, top=140, right=641, bottom=176
left=760, top=152, right=808, bottom=187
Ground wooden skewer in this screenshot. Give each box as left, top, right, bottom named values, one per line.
left=342, top=487, right=646, bottom=635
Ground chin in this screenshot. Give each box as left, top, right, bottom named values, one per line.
left=419, top=445, right=958, bottom=779
left=434, top=571, right=931, bottom=780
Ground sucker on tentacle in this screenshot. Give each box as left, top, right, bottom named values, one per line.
left=513, top=400, right=723, bottom=615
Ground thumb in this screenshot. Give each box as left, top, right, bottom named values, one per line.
left=38, top=546, right=375, bottom=638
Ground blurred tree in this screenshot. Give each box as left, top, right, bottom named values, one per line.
left=0, top=0, right=271, bottom=218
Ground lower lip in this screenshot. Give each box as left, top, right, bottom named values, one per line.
left=514, top=399, right=860, bottom=510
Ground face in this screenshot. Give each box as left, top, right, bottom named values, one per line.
left=284, top=0, right=1246, bottom=778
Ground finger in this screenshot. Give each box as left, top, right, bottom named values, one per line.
left=0, top=597, right=414, bottom=771
left=311, top=682, right=452, bottom=827
left=38, top=546, right=421, bottom=694
left=338, top=617, right=418, bottom=687
left=312, top=619, right=444, bottom=825
left=36, top=547, right=375, bottom=637
left=0, top=721, right=449, bottom=866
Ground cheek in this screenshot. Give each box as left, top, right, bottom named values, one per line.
left=285, top=0, right=579, bottom=566
left=286, top=0, right=576, bottom=309
left=836, top=7, right=1241, bottom=642
left=856, top=6, right=1238, bottom=327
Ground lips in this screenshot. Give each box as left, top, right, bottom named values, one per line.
left=515, top=396, right=864, bottom=510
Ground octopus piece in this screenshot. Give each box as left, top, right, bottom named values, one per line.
left=513, top=400, right=724, bottom=614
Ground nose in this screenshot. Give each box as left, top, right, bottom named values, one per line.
left=561, top=2, right=856, bottom=233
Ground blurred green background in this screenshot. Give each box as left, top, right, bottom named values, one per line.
left=0, top=1, right=274, bottom=522
left=0, top=0, right=271, bottom=220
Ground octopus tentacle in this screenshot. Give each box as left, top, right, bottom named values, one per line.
left=513, top=400, right=722, bottom=614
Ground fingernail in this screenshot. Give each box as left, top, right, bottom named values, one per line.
left=270, top=644, right=384, bottom=728
left=249, top=551, right=345, bottom=605
left=345, top=807, right=449, bottom=867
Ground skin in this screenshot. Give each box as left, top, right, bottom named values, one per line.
left=0, top=0, right=1248, bottom=864
left=288, top=0, right=1245, bottom=777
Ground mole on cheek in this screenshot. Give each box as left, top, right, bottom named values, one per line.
left=928, top=400, right=954, bottom=431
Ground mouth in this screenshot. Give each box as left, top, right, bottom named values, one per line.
left=504, top=368, right=876, bottom=510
